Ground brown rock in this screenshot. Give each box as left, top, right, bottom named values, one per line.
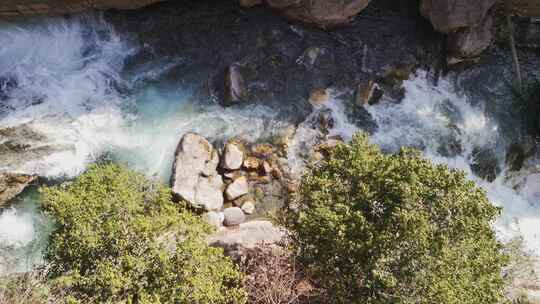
left=243, top=157, right=261, bottom=170
left=266, top=0, right=372, bottom=27
left=0, top=172, right=36, bottom=207
left=309, top=88, right=330, bottom=107
left=252, top=144, right=274, bottom=158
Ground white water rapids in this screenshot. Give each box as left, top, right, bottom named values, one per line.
left=0, top=15, right=539, bottom=274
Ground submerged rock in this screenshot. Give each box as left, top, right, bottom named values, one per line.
left=470, top=147, right=501, bottom=182
left=222, top=64, right=247, bottom=107
left=506, top=143, right=527, bottom=172
left=0, top=172, right=36, bottom=207
left=171, top=133, right=224, bottom=211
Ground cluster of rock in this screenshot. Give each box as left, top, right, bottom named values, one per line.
left=171, top=132, right=288, bottom=228
left=238, top=0, right=501, bottom=64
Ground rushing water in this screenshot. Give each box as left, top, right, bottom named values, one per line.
left=0, top=14, right=539, bottom=274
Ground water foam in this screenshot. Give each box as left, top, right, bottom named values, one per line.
left=366, top=72, right=540, bottom=253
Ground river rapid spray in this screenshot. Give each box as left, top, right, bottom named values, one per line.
left=0, top=14, right=538, bottom=274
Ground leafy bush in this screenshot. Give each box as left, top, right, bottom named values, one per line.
left=288, top=133, right=508, bottom=304
left=41, top=164, right=246, bottom=304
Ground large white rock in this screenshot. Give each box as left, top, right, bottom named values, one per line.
left=221, top=142, right=244, bottom=170
left=171, top=133, right=224, bottom=211
left=225, top=176, right=249, bottom=201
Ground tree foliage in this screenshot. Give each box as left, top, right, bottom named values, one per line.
left=288, top=133, right=508, bottom=304
left=41, top=164, right=246, bottom=304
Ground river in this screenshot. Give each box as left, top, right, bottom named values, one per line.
left=0, top=11, right=539, bottom=274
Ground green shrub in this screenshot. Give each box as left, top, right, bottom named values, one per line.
left=41, top=164, right=246, bottom=304
left=288, top=133, right=508, bottom=304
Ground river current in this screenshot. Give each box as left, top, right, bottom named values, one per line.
left=0, top=14, right=538, bottom=274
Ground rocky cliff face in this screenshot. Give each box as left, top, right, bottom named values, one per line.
left=0, top=0, right=163, bottom=18
left=265, top=0, right=372, bottom=27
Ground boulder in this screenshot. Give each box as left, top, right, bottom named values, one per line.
left=223, top=64, right=247, bottom=107
left=420, top=0, right=497, bottom=34
left=448, top=14, right=493, bottom=58
left=209, top=220, right=285, bottom=258
left=266, top=0, right=372, bottom=27
left=171, top=133, right=224, bottom=211
left=0, top=172, right=36, bottom=207
left=223, top=207, right=246, bottom=226
left=221, top=142, right=244, bottom=170
left=225, top=176, right=249, bottom=200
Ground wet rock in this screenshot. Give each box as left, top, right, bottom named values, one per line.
left=420, top=0, right=497, bottom=34
left=221, top=141, right=244, bottom=170
left=222, top=64, right=247, bottom=107
left=241, top=201, right=256, bottom=215
left=0, top=76, right=17, bottom=101
left=204, top=211, right=225, bottom=228
left=0, top=172, right=36, bottom=207
left=266, top=0, right=372, bottom=27
left=225, top=176, right=249, bottom=200
left=209, top=220, right=285, bottom=258
left=470, top=147, right=501, bottom=182
left=448, top=14, right=493, bottom=58
left=506, top=143, right=526, bottom=172
left=345, top=105, right=378, bottom=134
left=171, top=133, right=224, bottom=211
left=355, top=80, right=383, bottom=106
left=309, top=88, right=330, bottom=107
left=223, top=207, right=246, bottom=226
